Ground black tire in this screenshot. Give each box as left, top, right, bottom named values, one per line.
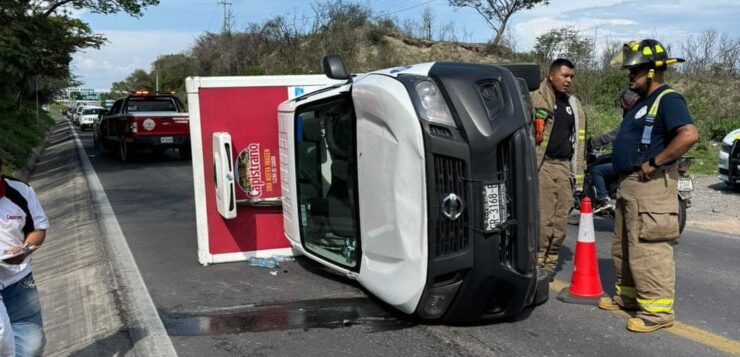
left=94, top=133, right=105, bottom=154
left=178, top=145, right=191, bottom=160
left=497, top=64, right=541, bottom=91
left=678, top=198, right=687, bottom=234
left=119, top=138, right=135, bottom=162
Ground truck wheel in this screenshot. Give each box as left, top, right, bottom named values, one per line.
left=179, top=145, right=191, bottom=160
left=96, top=135, right=109, bottom=156
left=678, top=198, right=687, bottom=234
left=119, top=138, right=135, bottom=162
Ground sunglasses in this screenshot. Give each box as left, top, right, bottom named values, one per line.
left=629, top=67, right=649, bottom=76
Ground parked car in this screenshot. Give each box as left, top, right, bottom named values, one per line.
left=73, top=105, right=85, bottom=126
left=719, top=128, right=740, bottom=189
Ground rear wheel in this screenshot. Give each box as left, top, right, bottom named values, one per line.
left=95, top=134, right=110, bottom=156
left=178, top=145, right=191, bottom=160
left=119, top=138, right=135, bottom=162
left=678, top=198, right=687, bottom=234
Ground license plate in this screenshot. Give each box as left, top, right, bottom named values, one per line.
left=483, top=183, right=507, bottom=232
left=677, top=177, right=694, bottom=191
left=160, top=136, right=173, bottom=144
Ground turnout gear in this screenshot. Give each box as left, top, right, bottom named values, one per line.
left=531, top=78, right=587, bottom=272
left=612, top=167, right=679, bottom=326
left=531, top=79, right=587, bottom=187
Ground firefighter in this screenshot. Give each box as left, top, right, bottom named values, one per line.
left=598, top=39, right=699, bottom=332
left=530, top=58, right=587, bottom=281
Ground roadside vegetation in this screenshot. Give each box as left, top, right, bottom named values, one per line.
left=0, top=0, right=159, bottom=172
left=2, top=0, right=738, bottom=175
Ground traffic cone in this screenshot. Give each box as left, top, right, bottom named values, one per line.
left=557, top=197, right=605, bottom=305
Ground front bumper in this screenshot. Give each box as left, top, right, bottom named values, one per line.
left=414, top=63, right=544, bottom=322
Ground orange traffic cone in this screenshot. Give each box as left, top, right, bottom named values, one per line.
left=557, top=197, right=605, bottom=305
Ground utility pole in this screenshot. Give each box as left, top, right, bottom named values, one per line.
left=217, top=0, right=233, bottom=34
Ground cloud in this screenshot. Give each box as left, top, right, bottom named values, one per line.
left=508, top=0, right=739, bottom=56
left=71, top=30, right=196, bottom=89
left=512, top=17, right=637, bottom=51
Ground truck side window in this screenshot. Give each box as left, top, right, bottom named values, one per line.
left=295, top=97, right=359, bottom=269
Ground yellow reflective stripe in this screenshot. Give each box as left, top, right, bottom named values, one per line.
left=578, top=129, right=586, bottom=134
left=655, top=44, right=665, bottom=53
left=616, top=285, right=636, bottom=298
left=638, top=298, right=674, bottom=313
left=648, top=89, right=677, bottom=116
left=643, top=46, right=653, bottom=56
left=629, top=41, right=640, bottom=51
left=577, top=129, right=586, bottom=141
left=578, top=135, right=586, bottom=141
left=574, top=174, right=584, bottom=186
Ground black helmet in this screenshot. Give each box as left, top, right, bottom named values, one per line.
left=621, top=39, right=685, bottom=70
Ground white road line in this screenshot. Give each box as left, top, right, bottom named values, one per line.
left=70, top=123, right=178, bottom=357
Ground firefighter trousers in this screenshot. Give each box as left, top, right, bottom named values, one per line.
left=612, top=167, right=679, bottom=324
left=537, top=158, right=573, bottom=271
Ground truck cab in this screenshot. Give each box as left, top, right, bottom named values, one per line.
left=278, top=56, right=548, bottom=322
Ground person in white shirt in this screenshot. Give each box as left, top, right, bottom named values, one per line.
left=0, top=158, right=48, bottom=357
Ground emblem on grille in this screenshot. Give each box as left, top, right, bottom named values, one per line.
left=441, top=193, right=464, bottom=220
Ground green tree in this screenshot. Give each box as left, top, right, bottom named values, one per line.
left=533, top=26, right=594, bottom=71
left=449, top=0, right=549, bottom=47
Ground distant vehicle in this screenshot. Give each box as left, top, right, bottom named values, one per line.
left=73, top=105, right=85, bottom=126
left=719, top=128, right=740, bottom=189
left=94, top=91, right=190, bottom=162
left=77, top=106, right=105, bottom=130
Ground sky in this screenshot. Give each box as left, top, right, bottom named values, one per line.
left=71, top=0, right=740, bottom=89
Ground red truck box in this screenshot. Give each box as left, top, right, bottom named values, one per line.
left=186, top=75, right=341, bottom=265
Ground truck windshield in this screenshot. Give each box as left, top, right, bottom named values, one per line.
left=127, top=97, right=178, bottom=112
left=83, top=108, right=104, bottom=115
left=294, top=98, right=360, bottom=269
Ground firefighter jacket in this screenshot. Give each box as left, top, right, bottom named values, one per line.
left=530, top=79, right=587, bottom=187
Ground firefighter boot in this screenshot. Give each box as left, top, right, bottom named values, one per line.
left=627, top=317, right=674, bottom=332
left=598, top=297, right=638, bottom=311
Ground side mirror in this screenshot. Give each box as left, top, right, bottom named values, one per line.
left=322, top=54, right=351, bottom=81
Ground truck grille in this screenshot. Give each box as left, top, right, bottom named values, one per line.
left=433, top=155, right=469, bottom=257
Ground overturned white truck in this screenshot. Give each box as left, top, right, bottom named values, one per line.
left=278, top=56, right=548, bottom=322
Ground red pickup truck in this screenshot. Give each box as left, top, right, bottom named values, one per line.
left=93, top=91, right=190, bottom=162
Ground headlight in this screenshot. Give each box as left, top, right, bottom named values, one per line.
left=413, top=79, right=456, bottom=127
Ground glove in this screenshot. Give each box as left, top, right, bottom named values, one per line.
left=533, top=109, right=549, bottom=145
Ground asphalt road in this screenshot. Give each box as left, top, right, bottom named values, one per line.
left=76, top=126, right=740, bottom=356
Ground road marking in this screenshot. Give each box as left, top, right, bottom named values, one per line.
left=551, top=280, right=740, bottom=356
left=71, top=123, right=179, bottom=357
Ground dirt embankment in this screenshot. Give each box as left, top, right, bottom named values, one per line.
left=686, top=175, right=740, bottom=236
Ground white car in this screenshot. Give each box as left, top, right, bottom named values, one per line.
left=77, top=106, right=105, bottom=130
left=719, top=128, right=740, bottom=189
